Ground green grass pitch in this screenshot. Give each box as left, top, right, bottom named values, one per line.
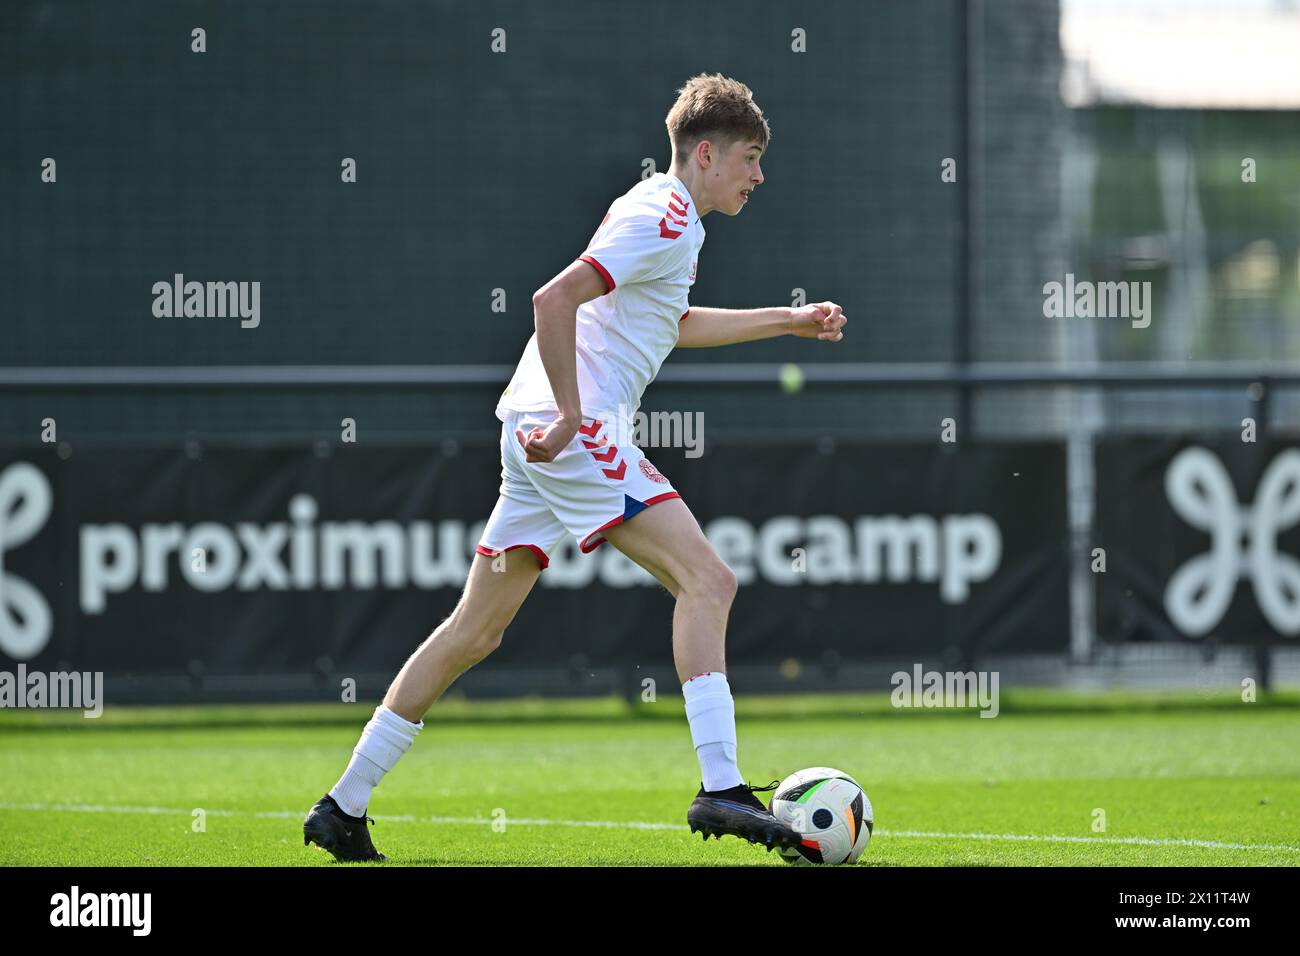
left=1, top=690, right=1298, bottom=866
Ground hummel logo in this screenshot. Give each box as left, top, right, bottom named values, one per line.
left=660, top=191, right=690, bottom=239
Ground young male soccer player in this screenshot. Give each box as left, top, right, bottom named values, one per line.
left=304, top=73, right=848, bottom=861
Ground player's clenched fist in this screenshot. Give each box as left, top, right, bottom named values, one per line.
left=516, top=417, right=579, bottom=463
left=789, top=301, right=847, bottom=342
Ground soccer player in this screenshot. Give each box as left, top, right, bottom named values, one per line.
left=304, top=73, right=848, bottom=861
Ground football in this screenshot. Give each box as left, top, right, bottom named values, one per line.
left=770, top=767, right=874, bottom=865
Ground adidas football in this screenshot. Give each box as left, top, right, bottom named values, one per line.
left=770, top=767, right=873, bottom=865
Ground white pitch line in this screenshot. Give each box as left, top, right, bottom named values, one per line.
left=427, top=815, right=685, bottom=831
left=881, top=828, right=1300, bottom=854
left=2, top=802, right=1298, bottom=853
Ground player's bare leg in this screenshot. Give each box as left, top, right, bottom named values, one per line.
left=385, top=548, right=542, bottom=721
left=305, top=548, right=542, bottom=861
left=601, top=497, right=800, bottom=851
left=600, top=497, right=735, bottom=683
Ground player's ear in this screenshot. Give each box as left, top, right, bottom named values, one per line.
left=697, top=139, right=710, bottom=167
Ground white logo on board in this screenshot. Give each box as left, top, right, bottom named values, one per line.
left=1164, top=447, right=1300, bottom=637
left=0, top=463, right=54, bottom=659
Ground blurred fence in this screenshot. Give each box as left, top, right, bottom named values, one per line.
left=5, top=1, right=1298, bottom=443
left=4, top=0, right=1045, bottom=443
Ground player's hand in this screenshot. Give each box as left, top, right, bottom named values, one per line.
left=789, top=302, right=847, bottom=342
left=516, top=415, right=580, bottom=463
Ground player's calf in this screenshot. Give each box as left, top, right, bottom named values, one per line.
left=305, top=550, right=542, bottom=860
left=385, top=548, right=540, bottom=720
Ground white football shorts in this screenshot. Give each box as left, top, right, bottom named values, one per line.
left=476, top=410, right=681, bottom=568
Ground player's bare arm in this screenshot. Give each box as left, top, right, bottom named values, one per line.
left=676, top=301, right=848, bottom=348
left=519, top=259, right=608, bottom=462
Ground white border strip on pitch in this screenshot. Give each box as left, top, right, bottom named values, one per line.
left=2, top=802, right=1298, bottom=853
left=880, top=828, right=1300, bottom=853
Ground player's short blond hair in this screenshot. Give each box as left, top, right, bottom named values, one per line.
left=666, top=73, right=771, bottom=168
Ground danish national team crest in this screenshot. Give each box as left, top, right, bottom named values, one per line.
left=640, top=459, right=669, bottom=484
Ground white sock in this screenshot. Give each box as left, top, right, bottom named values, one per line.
left=328, top=704, right=423, bottom=817
left=682, top=671, right=744, bottom=792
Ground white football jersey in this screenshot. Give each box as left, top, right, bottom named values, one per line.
left=496, top=172, right=706, bottom=425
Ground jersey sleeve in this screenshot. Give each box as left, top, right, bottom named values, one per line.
left=578, top=210, right=684, bottom=292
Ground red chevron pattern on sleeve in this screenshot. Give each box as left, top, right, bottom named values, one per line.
left=659, top=190, right=690, bottom=239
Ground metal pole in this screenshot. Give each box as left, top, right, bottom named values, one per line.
left=1250, top=378, right=1273, bottom=692
left=957, top=0, right=981, bottom=439
left=1067, top=423, right=1097, bottom=664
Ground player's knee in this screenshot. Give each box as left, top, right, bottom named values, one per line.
left=431, top=610, right=506, bottom=662
left=446, top=596, right=512, bottom=648
left=474, top=629, right=506, bottom=660
left=685, top=558, right=737, bottom=608
left=713, top=562, right=739, bottom=604
left=461, top=628, right=505, bottom=666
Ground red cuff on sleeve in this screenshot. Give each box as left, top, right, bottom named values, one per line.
left=679, top=309, right=690, bottom=322
left=578, top=255, right=616, bottom=293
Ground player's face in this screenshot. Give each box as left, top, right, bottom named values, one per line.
left=720, top=139, right=764, bottom=215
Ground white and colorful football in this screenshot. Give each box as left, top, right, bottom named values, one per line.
left=770, top=767, right=873, bottom=865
